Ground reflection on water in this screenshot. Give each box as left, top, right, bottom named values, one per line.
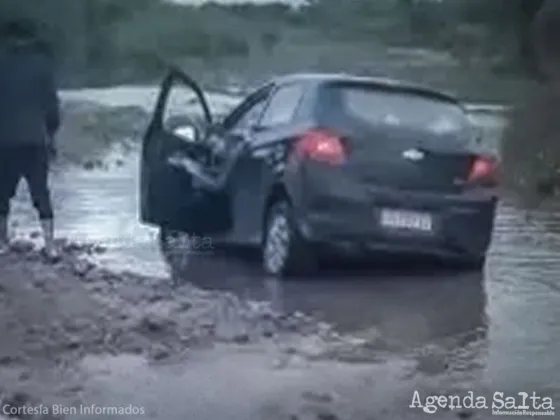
left=180, top=256, right=491, bottom=389
left=181, top=257, right=487, bottom=348
left=11, top=153, right=166, bottom=276
left=485, top=203, right=560, bottom=397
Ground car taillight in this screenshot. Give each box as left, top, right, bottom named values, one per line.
left=294, top=129, right=346, bottom=165
left=468, top=155, right=499, bottom=186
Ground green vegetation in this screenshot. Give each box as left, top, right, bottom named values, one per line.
left=0, top=0, right=255, bottom=85
left=0, top=0, right=544, bottom=94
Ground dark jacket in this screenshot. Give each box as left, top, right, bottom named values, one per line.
left=0, top=37, right=60, bottom=148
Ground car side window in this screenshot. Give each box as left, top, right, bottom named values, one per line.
left=222, top=86, right=272, bottom=133
left=229, top=99, right=268, bottom=132
left=161, top=81, right=205, bottom=132
left=259, top=84, right=304, bottom=127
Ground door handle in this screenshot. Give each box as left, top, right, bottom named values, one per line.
left=251, top=125, right=267, bottom=133
left=250, top=149, right=268, bottom=158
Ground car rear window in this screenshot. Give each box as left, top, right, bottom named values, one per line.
left=326, top=85, right=473, bottom=138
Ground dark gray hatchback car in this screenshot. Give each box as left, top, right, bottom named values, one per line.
left=140, top=69, right=499, bottom=278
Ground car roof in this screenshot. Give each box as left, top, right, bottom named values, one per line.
left=263, top=72, right=460, bottom=105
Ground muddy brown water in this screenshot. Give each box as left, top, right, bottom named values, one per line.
left=6, top=90, right=559, bottom=419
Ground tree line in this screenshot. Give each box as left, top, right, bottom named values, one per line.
left=0, top=0, right=556, bottom=86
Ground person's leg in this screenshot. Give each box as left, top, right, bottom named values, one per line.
left=22, top=145, right=57, bottom=256
left=0, top=147, right=21, bottom=252
left=0, top=184, right=8, bottom=245
left=0, top=213, right=8, bottom=252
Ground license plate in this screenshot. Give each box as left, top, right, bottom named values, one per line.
left=380, top=209, right=433, bottom=232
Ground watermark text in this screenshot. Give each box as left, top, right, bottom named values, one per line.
left=410, top=391, right=555, bottom=416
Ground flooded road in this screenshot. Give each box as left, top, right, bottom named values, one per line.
left=8, top=88, right=560, bottom=418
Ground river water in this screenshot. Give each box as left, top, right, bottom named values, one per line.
left=9, top=87, right=560, bottom=419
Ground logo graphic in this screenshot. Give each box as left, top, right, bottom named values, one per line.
left=402, top=148, right=425, bottom=161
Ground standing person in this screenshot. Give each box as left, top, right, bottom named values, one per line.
left=0, top=19, right=61, bottom=257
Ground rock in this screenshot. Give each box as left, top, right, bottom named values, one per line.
left=61, top=241, right=88, bottom=254
left=199, top=319, right=215, bottom=329
left=83, top=160, right=95, bottom=170
left=272, top=356, right=290, bottom=370
left=43, top=250, right=62, bottom=265
left=26, top=324, right=40, bottom=335
left=147, top=291, right=166, bottom=303
left=293, top=311, right=306, bottom=319
left=91, top=268, right=118, bottom=284
left=85, top=282, right=106, bottom=293
left=283, top=316, right=304, bottom=332
left=302, top=391, right=334, bottom=404
left=118, top=313, right=129, bottom=321
left=73, top=260, right=94, bottom=277
left=9, top=239, right=35, bottom=253
left=281, top=346, right=298, bottom=355
left=298, top=336, right=327, bottom=359
left=92, top=244, right=107, bottom=254
left=127, top=344, right=144, bottom=355
left=316, top=413, right=338, bottom=420
left=231, top=333, right=250, bottom=344
left=83, top=269, right=101, bottom=283
left=177, top=300, right=193, bottom=311
left=0, top=355, right=14, bottom=365
left=66, top=335, right=81, bottom=350
left=262, top=329, right=275, bottom=338
left=18, top=370, right=31, bottom=381
left=317, top=322, right=333, bottom=337
left=150, top=345, right=171, bottom=361
left=32, top=278, right=46, bottom=289
left=138, top=313, right=172, bottom=334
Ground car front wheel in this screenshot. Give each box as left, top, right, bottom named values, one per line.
left=262, top=201, right=317, bottom=277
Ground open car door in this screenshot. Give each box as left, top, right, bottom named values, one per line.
left=140, top=68, right=232, bottom=234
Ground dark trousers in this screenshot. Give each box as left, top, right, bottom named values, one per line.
left=0, top=145, right=53, bottom=220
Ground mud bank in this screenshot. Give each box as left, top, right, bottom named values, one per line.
left=0, top=240, right=360, bottom=419
left=0, top=240, right=492, bottom=420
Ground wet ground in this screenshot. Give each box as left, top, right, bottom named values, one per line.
left=3, top=88, right=559, bottom=419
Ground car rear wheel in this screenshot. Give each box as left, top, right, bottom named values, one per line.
left=158, top=228, right=192, bottom=284
left=262, top=201, right=317, bottom=277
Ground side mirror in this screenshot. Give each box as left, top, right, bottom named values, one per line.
left=172, top=124, right=199, bottom=143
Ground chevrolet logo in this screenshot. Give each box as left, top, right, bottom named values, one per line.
left=402, top=149, right=424, bottom=161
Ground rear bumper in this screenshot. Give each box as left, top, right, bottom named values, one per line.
left=295, top=186, right=497, bottom=260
